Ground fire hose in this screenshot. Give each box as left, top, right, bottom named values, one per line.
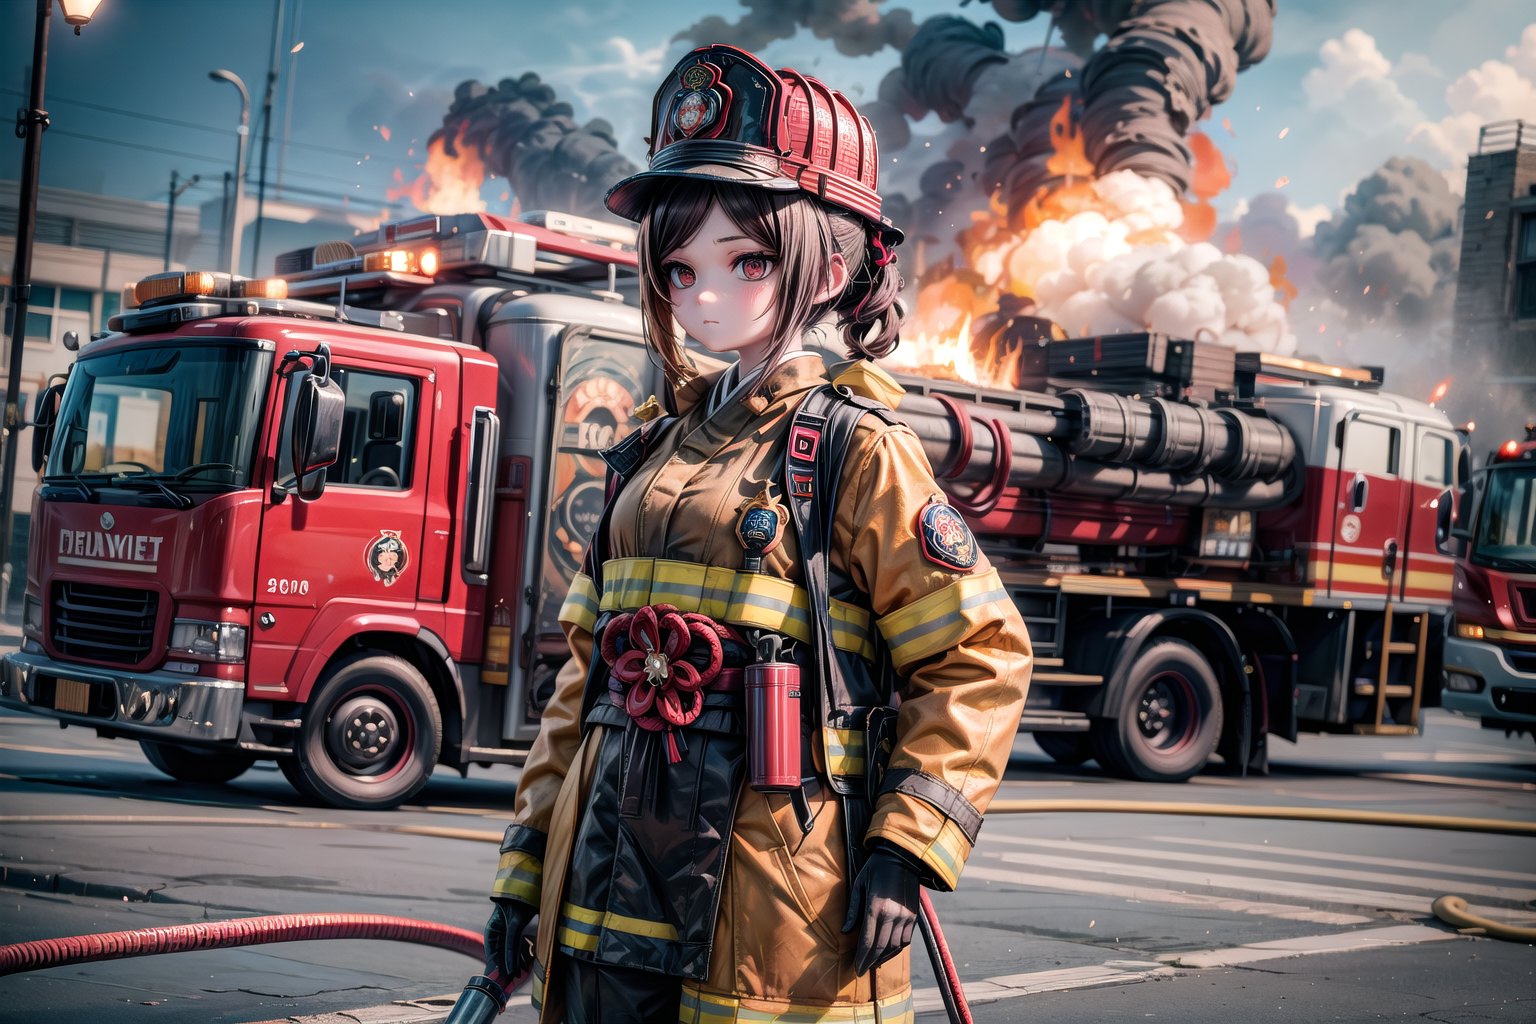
left=0, top=800, right=1529, bottom=1022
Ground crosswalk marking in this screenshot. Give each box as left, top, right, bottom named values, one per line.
left=985, top=834, right=1536, bottom=903
left=981, top=848, right=1535, bottom=923
left=962, top=863, right=1372, bottom=924
left=1144, top=834, right=1536, bottom=885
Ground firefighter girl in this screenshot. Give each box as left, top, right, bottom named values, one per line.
left=484, top=44, right=1032, bottom=1024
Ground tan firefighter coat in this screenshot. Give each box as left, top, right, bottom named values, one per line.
left=491, top=351, right=1033, bottom=1023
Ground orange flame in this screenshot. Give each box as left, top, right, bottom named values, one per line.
left=1269, top=255, right=1298, bottom=308
left=1045, top=96, right=1093, bottom=179
left=1428, top=377, right=1451, bottom=404
left=1177, top=131, right=1230, bottom=242
left=387, top=122, right=487, bottom=214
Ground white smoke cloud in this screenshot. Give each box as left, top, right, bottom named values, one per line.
left=1003, top=171, right=1297, bottom=354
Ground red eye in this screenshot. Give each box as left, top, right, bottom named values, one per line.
left=667, top=264, right=696, bottom=289
left=735, top=256, right=773, bottom=282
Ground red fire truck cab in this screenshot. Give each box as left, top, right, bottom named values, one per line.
left=1443, top=430, right=1536, bottom=738
left=1, top=211, right=664, bottom=808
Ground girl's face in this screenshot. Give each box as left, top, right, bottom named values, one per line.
left=660, top=202, right=781, bottom=369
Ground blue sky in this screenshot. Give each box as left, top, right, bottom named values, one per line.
left=2, top=0, right=1532, bottom=230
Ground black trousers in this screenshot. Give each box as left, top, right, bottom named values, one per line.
left=559, top=951, right=682, bottom=1024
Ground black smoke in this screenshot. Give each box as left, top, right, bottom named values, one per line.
left=432, top=73, right=638, bottom=219
left=986, top=0, right=1275, bottom=210
left=1312, top=157, right=1461, bottom=327
left=672, top=0, right=919, bottom=57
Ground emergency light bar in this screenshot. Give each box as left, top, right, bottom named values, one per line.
left=132, top=270, right=288, bottom=308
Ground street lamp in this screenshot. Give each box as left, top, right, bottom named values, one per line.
left=1, top=0, right=103, bottom=612
left=208, top=69, right=250, bottom=277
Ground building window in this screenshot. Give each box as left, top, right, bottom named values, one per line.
left=1517, top=213, right=1536, bottom=320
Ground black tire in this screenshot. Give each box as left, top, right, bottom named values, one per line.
left=1090, top=638, right=1223, bottom=783
left=285, top=653, right=441, bottom=810
left=1033, top=731, right=1094, bottom=767
left=140, top=740, right=256, bottom=784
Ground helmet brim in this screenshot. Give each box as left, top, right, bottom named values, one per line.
left=604, top=163, right=800, bottom=223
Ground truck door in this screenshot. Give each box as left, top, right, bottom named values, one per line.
left=248, top=362, right=434, bottom=696
left=1330, top=414, right=1410, bottom=600
left=1400, top=427, right=1459, bottom=603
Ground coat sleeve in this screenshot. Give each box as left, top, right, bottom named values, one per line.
left=489, top=571, right=599, bottom=906
left=830, top=420, right=1032, bottom=891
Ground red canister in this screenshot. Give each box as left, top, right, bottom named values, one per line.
left=746, top=646, right=802, bottom=792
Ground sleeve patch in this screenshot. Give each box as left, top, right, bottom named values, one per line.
left=917, top=501, right=978, bottom=572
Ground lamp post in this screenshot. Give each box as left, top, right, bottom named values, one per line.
left=163, top=170, right=200, bottom=271
left=208, top=69, right=250, bottom=277
left=1, top=0, right=102, bottom=612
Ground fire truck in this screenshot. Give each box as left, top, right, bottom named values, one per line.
left=0, top=209, right=1466, bottom=807
left=1442, top=429, right=1536, bottom=739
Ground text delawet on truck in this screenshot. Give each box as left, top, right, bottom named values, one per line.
left=1442, top=429, right=1536, bottom=740
left=0, top=209, right=1469, bottom=808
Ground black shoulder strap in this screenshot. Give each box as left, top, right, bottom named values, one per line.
left=783, top=385, right=876, bottom=719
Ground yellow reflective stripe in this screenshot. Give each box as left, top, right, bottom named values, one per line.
left=679, top=984, right=914, bottom=1023
left=598, top=557, right=872, bottom=656
left=490, top=850, right=541, bottom=905
left=829, top=599, right=877, bottom=662
left=530, top=961, right=546, bottom=1013
left=877, top=570, right=1010, bottom=669
left=559, top=900, right=679, bottom=945
left=824, top=727, right=865, bottom=778
left=922, top=818, right=970, bottom=891
left=558, top=572, right=599, bottom=634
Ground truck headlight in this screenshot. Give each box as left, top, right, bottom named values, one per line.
left=169, top=619, right=248, bottom=663
left=23, top=594, right=43, bottom=635
left=1455, top=623, right=1486, bottom=640
left=1444, top=671, right=1483, bottom=693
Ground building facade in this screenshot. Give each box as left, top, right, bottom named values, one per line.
left=1451, top=121, right=1536, bottom=452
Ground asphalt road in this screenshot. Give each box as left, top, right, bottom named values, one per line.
left=0, top=697, right=1532, bottom=1023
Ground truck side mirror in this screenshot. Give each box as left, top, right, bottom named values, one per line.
left=1434, top=487, right=1456, bottom=553
left=29, top=379, right=65, bottom=473
left=289, top=367, right=345, bottom=502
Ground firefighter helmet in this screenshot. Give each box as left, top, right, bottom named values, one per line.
left=605, top=44, right=901, bottom=241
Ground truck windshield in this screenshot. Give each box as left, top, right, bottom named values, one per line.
left=1473, top=463, right=1536, bottom=572
left=45, top=341, right=273, bottom=500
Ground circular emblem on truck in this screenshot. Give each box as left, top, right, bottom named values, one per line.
left=365, top=529, right=409, bottom=587
left=100, top=512, right=115, bottom=530
left=1340, top=514, right=1362, bottom=545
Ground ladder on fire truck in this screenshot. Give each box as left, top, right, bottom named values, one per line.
left=1353, top=603, right=1431, bottom=735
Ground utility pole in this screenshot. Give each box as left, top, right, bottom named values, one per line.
left=250, top=0, right=286, bottom=278
left=163, top=171, right=200, bottom=271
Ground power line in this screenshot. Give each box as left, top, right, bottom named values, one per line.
left=43, top=126, right=412, bottom=198
left=0, top=85, right=394, bottom=158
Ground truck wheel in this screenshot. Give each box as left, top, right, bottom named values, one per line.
left=1091, top=638, right=1223, bottom=783
left=286, top=653, right=441, bottom=810
left=140, top=740, right=256, bottom=784
left=1033, top=731, right=1094, bottom=767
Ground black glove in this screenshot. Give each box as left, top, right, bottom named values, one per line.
left=483, top=896, right=537, bottom=980
left=841, top=845, right=922, bottom=975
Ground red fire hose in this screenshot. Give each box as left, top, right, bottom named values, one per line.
left=0, top=912, right=483, bottom=977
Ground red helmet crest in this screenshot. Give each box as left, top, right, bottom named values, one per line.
left=605, top=44, right=900, bottom=241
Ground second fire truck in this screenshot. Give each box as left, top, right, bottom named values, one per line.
left=0, top=209, right=1466, bottom=806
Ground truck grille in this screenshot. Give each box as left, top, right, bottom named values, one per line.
left=50, top=581, right=158, bottom=665
left=1492, top=687, right=1536, bottom=717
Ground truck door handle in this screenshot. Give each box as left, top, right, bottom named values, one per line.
left=1350, top=472, right=1369, bottom=512
left=1382, top=539, right=1398, bottom=579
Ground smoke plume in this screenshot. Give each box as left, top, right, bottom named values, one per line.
left=1311, top=156, right=1462, bottom=327
left=430, top=74, right=638, bottom=219
left=672, top=0, right=919, bottom=57
left=987, top=0, right=1275, bottom=206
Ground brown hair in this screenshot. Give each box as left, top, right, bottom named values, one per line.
left=636, top=179, right=905, bottom=395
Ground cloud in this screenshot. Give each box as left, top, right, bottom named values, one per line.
left=1506, top=23, right=1536, bottom=79
left=1410, top=54, right=1536, bottom=164
left=1301, top=28, right=1422, bottom=132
